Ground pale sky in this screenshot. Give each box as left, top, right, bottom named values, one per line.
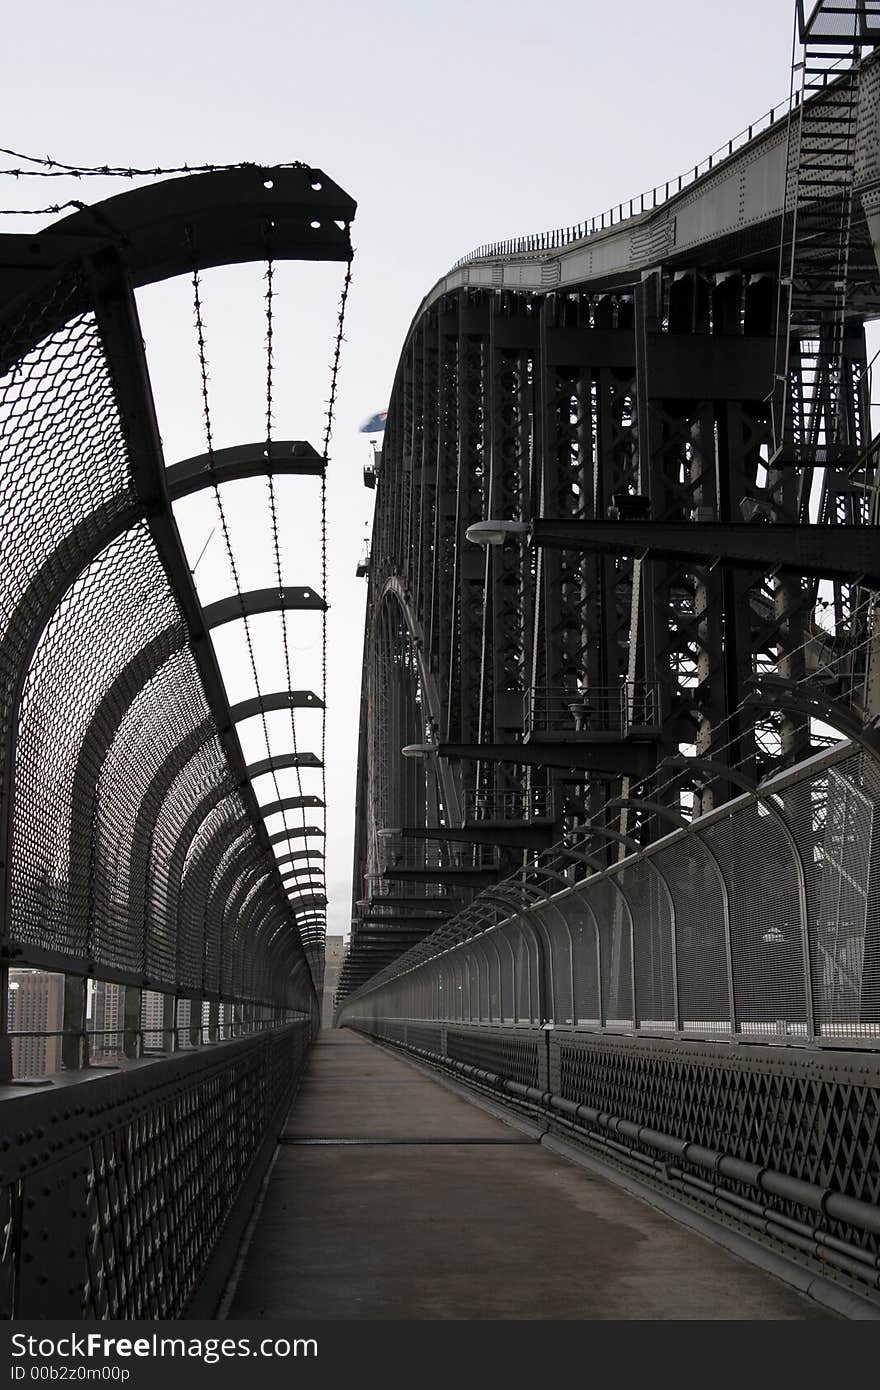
left=1, top=0, right=803, bottom=941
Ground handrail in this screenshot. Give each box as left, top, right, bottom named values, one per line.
left=450, top=92, right=799, bottom=270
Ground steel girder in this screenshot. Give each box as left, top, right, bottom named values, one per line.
left=230, top=689, right=324, bottom=721
left=201, top=587, right=326, bottom=630
left=346, top=264, right=876, bottom=1001
left=166, top=440, right=325, bottom=498
left=0, top=166, right=355, bottom=355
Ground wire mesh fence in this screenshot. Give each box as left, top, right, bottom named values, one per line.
left=340, top=739, right=880, bottom=1044
left=0, top=214, right=316, bottom=1083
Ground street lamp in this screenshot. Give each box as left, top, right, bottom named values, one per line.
left=465, top=519, right=531, bottom=546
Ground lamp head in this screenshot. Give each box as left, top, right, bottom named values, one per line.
left=465, top=519, right=531, bottom=546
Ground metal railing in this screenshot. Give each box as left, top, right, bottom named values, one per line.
left=461, top=787, right=553, bottom=822
left=377, top=833, right=499, bottom=873
left=340, top=740, right=880, bottom=1044
left=6, top=970, right=296, bottom=1081
left=525, top=683, right=660, bottom=738
left=0, top=1020, right=311, bottom=1318
left=452, top=93, right=799, bottom=269
left=347, top=1017, right=880, bottom=1310
left=364, top=878, right=461, bottom=902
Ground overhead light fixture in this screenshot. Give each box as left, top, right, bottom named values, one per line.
left=465, top=519, right=531, bottom=546
left=401, top=743, right=437, bottom=758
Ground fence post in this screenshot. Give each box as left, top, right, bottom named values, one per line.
left=187, top=998, right=201, bottom=1047
left=695, top=833, right=739, bottom=1035
left=62, top=975, right=88, bottom=1071
left=123, top=985, right=141, bottom=1059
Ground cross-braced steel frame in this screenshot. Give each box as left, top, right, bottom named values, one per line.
left=341, top=20, right=880, bottom=1003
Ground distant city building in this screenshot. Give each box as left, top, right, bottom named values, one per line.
left=7, top=969, right=64, bottom=1078
left=89, top=980, right=123, bottom=1063
left=142, top=989, right=167, bottom=1049
left=322, top=935, right=346, bottom=1028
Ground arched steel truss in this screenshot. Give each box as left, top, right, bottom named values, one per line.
left=341, top=41, right=880, bottom=1001
left=0, top=163, right=355, bottom=1071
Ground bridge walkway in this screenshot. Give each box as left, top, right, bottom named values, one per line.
left=225, top=1031, right=830, bottom=1320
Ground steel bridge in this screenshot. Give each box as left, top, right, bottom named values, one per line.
left=334, top=1, right=880, bottom=1319
left=3, top=0, right=880, bottom=1324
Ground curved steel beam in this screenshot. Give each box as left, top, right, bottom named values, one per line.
left=607, top=795, right=689, bottom=831
left=202, top=587, right=326, bottom=629
left=248, top=754, right=323, bottom=777
left=745, top=675, right=880, bottom=760
left=166, top=440, right=324, bottom=501
left=569, top=824, right=641, bottom=855
left=267, top=826, right=324, bottom=847
left=230, top=689, right=324, bottom=721
left=128, top=717, right=216, bottom=953
left=221, top=850, right=272, bottom=995
left=376, top=579, right=462, bottom=825
left=0, top=548, right=322, bottom=950
left=191, top=831, right=261, bottom=995
left=219, top=858, right=268, bottom=998
left=274, top=850, right=325, bottom=869
left=1, top=162, right=355, bottom=1001
left=0, top=508, right=151, bottom=947
left=234, top=883, right=280, bottom=999
left=262, top=797, right=326, bottom=826
left=257, top=796, right=324, bottom=818
left=547, top=845, right=606, bottom=874
left=660, top=755, right=757, bottom=793
left=156, top=787, right=243, bottom=962
left=0, top=164, right=355, bottom=338
left=178, top=814, right=261, bottom=990
left=225, top=872, right=273, bottom=999
left=67, top=624, right=189, bottom=958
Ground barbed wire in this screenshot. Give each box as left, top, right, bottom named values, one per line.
left=319, top=257, right=354, bottom=941
left=261, top=224, right=323, bottom=923
left=0, top=201, right=86, bottom=216
left=187, top=228, right=296, bottom=922
left=0, top=148, right=308, bottom=179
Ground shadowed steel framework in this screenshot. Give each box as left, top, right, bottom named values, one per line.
left=338, top=3, right=880, bottom=1313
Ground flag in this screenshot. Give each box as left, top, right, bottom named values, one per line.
left=359, top=410, right=388, bottom=433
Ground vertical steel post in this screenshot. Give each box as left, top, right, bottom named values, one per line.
left=122, top=985, right=141, bottom=1059
left=62, top=975, right=88, bottom=1072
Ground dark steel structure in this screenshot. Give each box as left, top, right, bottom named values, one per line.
left=6, top=0, right=880, bottom=1326
left=337, top=3, right=880, bottom=1312
left=341, top=4, right=880, bottom=997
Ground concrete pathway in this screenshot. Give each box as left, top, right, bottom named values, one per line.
left=226, top=1030, right=831, bottom=1320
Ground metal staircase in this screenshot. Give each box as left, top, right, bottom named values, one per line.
left=772, top=5, right=869, bottom=471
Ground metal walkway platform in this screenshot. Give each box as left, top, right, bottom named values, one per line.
left=225, top=1031, right=831, bottom=1320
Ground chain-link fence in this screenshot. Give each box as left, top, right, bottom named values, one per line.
left=0, top=201, right=320, bottom=1086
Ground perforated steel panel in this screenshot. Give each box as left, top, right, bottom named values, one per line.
left=555, top=1031, right=880, bottom=1264
left=0, top=1023, right=310, bottom=1319
left=446, top=1026, right=540, bottom=1088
